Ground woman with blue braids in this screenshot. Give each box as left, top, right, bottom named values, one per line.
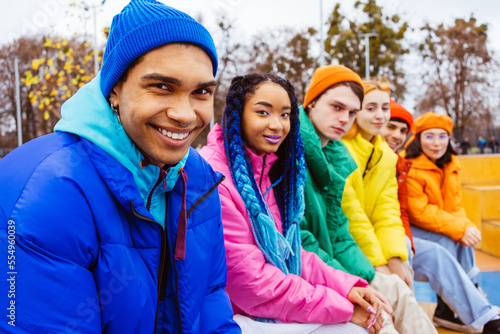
left=200, top=73, right=383, bottom=333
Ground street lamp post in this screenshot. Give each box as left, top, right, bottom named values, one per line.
left=319, top=0, right=325, bottom=67
left=360, top=31, right=377, bottom=80
left=14, top=56, right=23, bottom=147
left=84, top=0, right=106, bottom=75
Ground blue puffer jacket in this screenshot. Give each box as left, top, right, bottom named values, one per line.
left=0, top=76, right=240, bottom=333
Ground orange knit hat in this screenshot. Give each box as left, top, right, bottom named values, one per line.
left=405, top=111, right=453, bottom=148
left=303, top=65, right=363, bottom=108
left=390, top=99, right=413, bottom=129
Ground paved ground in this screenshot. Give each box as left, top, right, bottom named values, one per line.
left=415, top=249, right=500, bottom=333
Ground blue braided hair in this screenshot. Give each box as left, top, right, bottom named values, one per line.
left=222, top=73, right=306, bottom=276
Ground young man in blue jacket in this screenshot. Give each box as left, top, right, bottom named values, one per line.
left=0, top=0, right=240, bottom=333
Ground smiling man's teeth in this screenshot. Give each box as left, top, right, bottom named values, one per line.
left=158, top=128, right=188, bottom=140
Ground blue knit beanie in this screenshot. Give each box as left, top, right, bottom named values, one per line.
left=100, top=0, right=218, bottom=98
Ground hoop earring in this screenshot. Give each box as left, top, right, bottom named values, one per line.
left=110, top=102, right=121, bottom=123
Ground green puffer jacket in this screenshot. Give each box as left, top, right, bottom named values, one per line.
left=299, top=107, right=376, bottom=282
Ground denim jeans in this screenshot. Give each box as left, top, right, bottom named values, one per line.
left=409, top=226, right=497, bottom=328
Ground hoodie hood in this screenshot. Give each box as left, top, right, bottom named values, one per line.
left=54, top=74, right=187, bottom=224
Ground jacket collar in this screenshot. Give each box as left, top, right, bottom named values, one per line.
left=299, top=107, right=356, bottom=188
left=344, top=133, right=384, bottom=173
left=208, top=124, right=278, bottom=185
left=408, top=153, right=461, bottom=173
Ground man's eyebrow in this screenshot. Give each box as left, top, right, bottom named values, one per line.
left=141, top=73, right=182, bottom=86
left=197, top=80, right=217, bottom=90
left=331, top=99, right=358, bottom=111
left=141, top=74, right=217, bottom=90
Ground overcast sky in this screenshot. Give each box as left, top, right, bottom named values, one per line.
left=2, top=0, right=499, bottom=48
left=1, top=0, right=499, bottom=111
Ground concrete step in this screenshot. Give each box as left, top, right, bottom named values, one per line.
left=480, top=220, right=500, bottom=257
left=462, top=185, right=500, bottom=229
left=459, top=154, right=500, bottom=186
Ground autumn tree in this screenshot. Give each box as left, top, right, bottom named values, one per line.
left=416, top=17, right=497, bottom=139
left=213, top=12, right=243, bottom=125
left=247, top=27, right=317, bottom=104
left=324, top=0, right=409, bottom=99
left=0, top=37, right=45, bottom=144
left=192, top=12, right=244, bottom=147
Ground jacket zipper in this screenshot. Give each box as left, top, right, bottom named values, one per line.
left=259, top=155, right=266, bottom=191
left=362, top=148, right=375, bottom=179
left=130, top=202, right=166, bottom=334
left=132, top=174, right=225, bottom=333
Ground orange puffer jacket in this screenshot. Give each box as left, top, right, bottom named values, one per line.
left=405, top=153, right=475, bottom=241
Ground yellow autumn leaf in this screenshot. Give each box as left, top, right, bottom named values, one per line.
left=31, top=59, right=40, bottom=70
left=43, top=38, right=53, bottom=47
left=50, top=89, right=57, bottom=96
left=47, top=58, right=53, bottom=66
left=45, top=73, right=50, bottom=80
left=30, top=97, right=37, bottom=104
left=83, top=42, right=90, bottom=48
left=71, top=78, right=78, bottom=85
left=78, top=82, right=84, bottom=88
left=62, top=39, right=68, bottom=46
left=62, top=85, right=69, bottom=91
left=39, top=104, right=45, bottom=111
left=56, top=43, right=61, bottom=49
left=28, top=91, right=33, bottom=98
left=58, top=71, right=65, bottom=77
left=44, top=111, right=49, bottom=120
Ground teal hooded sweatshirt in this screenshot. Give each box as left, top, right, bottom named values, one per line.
left=54, top=74, right=188, bottom=227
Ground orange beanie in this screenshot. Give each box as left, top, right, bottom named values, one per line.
left=390, top=99, right=413, bottom=129
left=405, top=111, right=453, bottom=148
left=303, top=65, right=363, bottom=108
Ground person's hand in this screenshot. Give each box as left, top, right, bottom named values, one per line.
left=370, top=288, right=393, bottom=315
left=350, top=304, right=383, bottom=333
left=374, top=264, right=391, bottom=276
left=459, top=227, right=482, bottom=247
left=387, top=257, right=411, bottom=288
left=347, top=287, right=383, bottom=333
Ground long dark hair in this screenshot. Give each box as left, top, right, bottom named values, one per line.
left=405, top=133, right=457, bottom=168
left=221, top=73, right=306, bottom=276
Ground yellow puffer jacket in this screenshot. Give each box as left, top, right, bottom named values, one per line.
left=405, top=153, right=475, bottom=241
left=342, top=133, right=408, bottom=266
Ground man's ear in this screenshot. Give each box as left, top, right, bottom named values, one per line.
left=108, top=81, right=123, bottom=106
left=306, top=100, right=315, bottom=114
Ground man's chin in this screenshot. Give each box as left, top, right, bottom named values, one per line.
left=149, top=148, right=190, bottom=168
left=387, top=142, right=400, bottom=152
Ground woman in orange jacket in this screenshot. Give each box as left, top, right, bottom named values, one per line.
left=405, top=112, right=481, bottom=252
left=405, top=111, right=500, bottom=334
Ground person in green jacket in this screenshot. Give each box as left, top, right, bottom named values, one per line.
left=299, top=65, right=375, bottom=283
left=299, top=65, right=438, bottom=334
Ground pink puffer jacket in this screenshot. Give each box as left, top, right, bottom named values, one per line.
left=200, top=125, right=368, bottom=324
